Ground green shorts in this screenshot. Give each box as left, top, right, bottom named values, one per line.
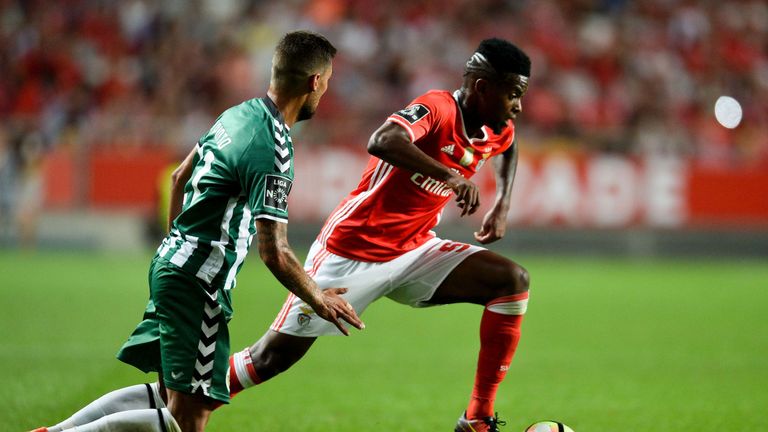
left=117, top=257, right=233, bottom=403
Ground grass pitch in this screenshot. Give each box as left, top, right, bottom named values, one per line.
left=2, top=250, right=767, bottom=431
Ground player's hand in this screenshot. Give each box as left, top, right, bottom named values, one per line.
left=311, top=288, right=365, bottom=336
left=446, top=174, right=480, bottom=217
left=474, top=208, right=507, bottom=244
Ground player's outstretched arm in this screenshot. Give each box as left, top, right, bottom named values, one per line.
left=368, top=122, right=480, bottom=216
left=474, top=142, right=518, bottom=244
left=255, top=218, right=364, bottom=335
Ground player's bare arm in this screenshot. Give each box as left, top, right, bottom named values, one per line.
left=167, top=146, right=198, bottom=231
left=474, top=141, right=518, bottom=244
left=368, top=121, right=480, bottom=216
left=255, top=218, right=364, bottom=335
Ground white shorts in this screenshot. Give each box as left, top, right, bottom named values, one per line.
left=270, top=237, right=484, bottom=336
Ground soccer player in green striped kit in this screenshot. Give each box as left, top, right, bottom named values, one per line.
left=34, top=31, right=363, bottom=432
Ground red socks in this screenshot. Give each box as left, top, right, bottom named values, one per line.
left=467, top=292, right=528, bottom=419
left=229, top=348, right=262, bottom=398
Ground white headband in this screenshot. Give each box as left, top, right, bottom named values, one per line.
left=465, top=51, right=529, bottom=79
left=465, top=52, right=495, bottom=73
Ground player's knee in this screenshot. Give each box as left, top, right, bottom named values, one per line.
left=484, top=262, right=530, bottom=315
left=498, top=261, right=529, bottom=296
left=481, top=261, right=529, bottom=303
left=516, top=264, right=530, bottom=293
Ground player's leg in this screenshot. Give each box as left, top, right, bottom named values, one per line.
left=383, top=238, right=528, bottom=429
left=164, top=388, right=217, bottom=432
left=150, top=267, right=232, bottom=431
left=42, top=383, right=166, bottom=431
left=227, top=242, right=390, bottom=400
left=427, top=249, right=529, bottom=305
left=428, top=249, right=530, bottom=427
left=56, top=407, right=180, bottom=432
left=229, top=331, right=316, bottom=397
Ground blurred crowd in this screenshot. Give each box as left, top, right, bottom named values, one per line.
left=1, top=0, right=767, bottom=227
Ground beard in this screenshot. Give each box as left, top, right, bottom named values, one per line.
left=297, top=102, right=316, bottom=122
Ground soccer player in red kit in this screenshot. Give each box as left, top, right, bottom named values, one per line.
left=227, top=38, right=531, bottom=431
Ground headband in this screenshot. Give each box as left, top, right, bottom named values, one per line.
left=465, top=51, right=530, bottom=81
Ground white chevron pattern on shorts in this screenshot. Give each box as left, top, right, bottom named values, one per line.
left=204, top=303, right=221, bottom=319
left=197, top=340, right=216, bottom=357
left=190, top=379, right=210, bottom=396
left=201, top=321, right=219, bottom=338
left=190, top=288, right=221, bottom=398
left=195, top=359, right=214, bottom=375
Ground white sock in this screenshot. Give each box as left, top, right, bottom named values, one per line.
left=48, top=383, right=165, bottom=431
left=60, top=408, right=180, bottom=432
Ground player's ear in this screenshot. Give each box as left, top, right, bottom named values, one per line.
left=474, top=78, right=489, bottom=95
left=308, top=73, right=321, bottom=92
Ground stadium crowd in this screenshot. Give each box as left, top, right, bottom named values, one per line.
left=1, top=0, right=767, bottom=210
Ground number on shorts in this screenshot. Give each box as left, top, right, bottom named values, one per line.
left=439, top=241, right=470, bottom=253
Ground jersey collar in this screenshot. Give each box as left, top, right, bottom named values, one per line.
left=452, top=90, right=489, bottom=144
left=261, top=95, right=287, bottom=127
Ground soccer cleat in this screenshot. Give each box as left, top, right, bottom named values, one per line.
left=29, top=428, right=48, bottom=432
left=455, top=411, right=507, bottom=432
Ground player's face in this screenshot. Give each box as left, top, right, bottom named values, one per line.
left=298, top=64, right=333, bottom=122
left=481, top=74, right=528, bottom=134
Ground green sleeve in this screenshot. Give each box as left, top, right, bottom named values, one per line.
left=236, top=127, right=293, bottom=223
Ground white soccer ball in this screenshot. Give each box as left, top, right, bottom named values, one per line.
left=525, top=420, right=575, bottom=432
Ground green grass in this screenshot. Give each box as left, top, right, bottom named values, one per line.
left=2, top=250, right=767, bottom=431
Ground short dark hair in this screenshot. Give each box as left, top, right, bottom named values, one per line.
left=272, top=31, right=337, bottom=88
left=465, top=38, right=531, bottom=81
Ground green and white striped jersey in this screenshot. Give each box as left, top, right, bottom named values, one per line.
left=156, top=97, right=294, bottom=290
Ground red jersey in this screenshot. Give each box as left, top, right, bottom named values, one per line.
left=318, top=90, right=515, bottom=262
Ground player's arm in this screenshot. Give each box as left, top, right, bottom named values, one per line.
left=368, top=122, right=480, bottom=216
left=167, top=146, right=198, bottom=231
left=474, top=141, right=518, bottom=244
left=255, top=218, right=364, bottom=335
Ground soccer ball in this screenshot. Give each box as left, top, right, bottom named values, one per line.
left=525, top=421, right=574, bottom=432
